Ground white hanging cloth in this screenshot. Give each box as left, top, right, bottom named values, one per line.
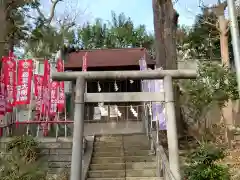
left=114, top=80, right=119, bottom=91
left=130, top=105, right=138, bottom=117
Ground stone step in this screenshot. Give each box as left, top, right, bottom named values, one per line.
left=90, top=163, right=125, bottom=170
left=88, top=170, right=125, bottom=178
left=94, top=144, right=150, bottom=149
left=40, top=148, right=72, bottom=155
left=93, top=152, right=124, bottom=157
left=125, top=156, right=155, bottom=162
left=126, top=162, right=156, bottom=169
left=94, top=142, right=123, bottom=146
left=91, top=157, right=124, bottom=164
left=93, top=146, right=150, bottom=152
left=123, top=138, right=149, bottom=142
left=126, top=177, right=163, bottom=180
left=47, top=168, right=68, bottom=175
left=39, top=142, right=73, bottom=148
left=93, top=149, right=123, bottom=154
left=126, top=169, right=156, bottom=177
left=93, top=146, right=123, bottom=151
left=125, top=150, right=152, bottom=156
left=94, top=145, right=122, bottom=149
left=87, top=178, right=124, bottom=180
left=91, top=156, right=155, bottom=164
left=86, top=178, right=162, bottom=180
left=123, top=137, right=149, bottom=141
left=124, top=146, right=151, bottom=151
left=94, top=134, right=149, bottom=143
left=48, top=154, right=72, bottom=161
left=123, top=134, right=148, bottom=139
left=95, top=135, right=123, bottom=141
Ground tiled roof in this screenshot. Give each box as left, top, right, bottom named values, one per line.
left=64, top=48, right=155, bottom=68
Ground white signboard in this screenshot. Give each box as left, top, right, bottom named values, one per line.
left=110, top=106, right=118, bottom=118
left=93, top=107, right=101, bottom=120
left=100, top=105, right=108, bottom=116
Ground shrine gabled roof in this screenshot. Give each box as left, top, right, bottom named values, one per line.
left=64, top=48, right=155, bottom=68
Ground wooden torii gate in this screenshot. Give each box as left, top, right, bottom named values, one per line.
left=52, top=69, right=197, bottom=180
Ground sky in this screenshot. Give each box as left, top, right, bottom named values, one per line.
left=40, top=0, right=222, bottom=32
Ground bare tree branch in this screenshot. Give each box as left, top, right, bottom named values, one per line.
left=47, top=0, right=62, bottom=24
left=34, top=0, right=62, bottom=25
left=202, top=20, right=220, bottom=31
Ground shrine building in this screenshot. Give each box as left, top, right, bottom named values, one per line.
left=63, top=48, right=155, bottom=122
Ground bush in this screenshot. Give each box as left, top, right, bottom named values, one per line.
left=180, top=62, right=238, bottom=125
left=6, top=135, right=40, bottom=162
left=0, top=135, right=47, bottom=180
left=184, top=143, right=230, bottom=180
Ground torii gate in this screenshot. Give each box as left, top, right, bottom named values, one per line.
left=52, top=69, right=197, bottom=180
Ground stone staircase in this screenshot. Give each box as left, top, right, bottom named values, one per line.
left=86, top=134, right=161, bottom=180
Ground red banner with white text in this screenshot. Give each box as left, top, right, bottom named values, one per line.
left=42, top=60, right=50, bottom=115
left=3, top=56, right=16, bottom=112
left=34, top=74, right=43, bottom=112
left=15, top=60, right=33, bottom=105
left=56, top=59, right=65, bottom=112
left=49, top=81, right=59, bottom=116
left=0, top=69, right=6, bottom=115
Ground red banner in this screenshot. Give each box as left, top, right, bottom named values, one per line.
left=0, top=69, right=6, bottom=115
left=56, top=59, right=65, bottom=112
left=15, top=60, right=33, bottom=105
left=2, top=56, right=16, bottom=112
left=34, top=74, right=43, bottom=112
left=49, top=81, right=59, bottom=115
left=42, top=60, right=50, bottom=115
left=82, top=52, right=88, bottom=71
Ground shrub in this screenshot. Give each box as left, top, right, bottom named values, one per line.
left=184, top=143, right=230, bottom=180
left=0, top=135, right=47, bottom=180
left=6, top=135, right=40, bottom=162
left=180, top=62, right=238, bottom=125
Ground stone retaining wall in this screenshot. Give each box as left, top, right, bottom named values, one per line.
left=0, top=138, right=87, bottom=175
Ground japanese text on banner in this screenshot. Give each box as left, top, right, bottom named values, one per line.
left=0, top=69, right=6, bottom=115
left=56, top=59, right=65, bottom=112
left=34, top=74, right=43, bottom=112
left=15, top=60, right=33, bottom=105
left=3, top=56, right=16, bottom=112
left=50, top=81, right=59, bottom=115
left=42, top=60, right=50, bottom=115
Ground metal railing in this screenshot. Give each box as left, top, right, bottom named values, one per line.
left=143, top=104, right=177, bottom=180
left=0, top=113, right=74, bottom=138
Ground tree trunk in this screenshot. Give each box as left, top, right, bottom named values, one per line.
left=217, top=10, right=233, bottom=148
left=152, top=0, right=166, bottom=69
left=219, top=16, right=230, bottom=66
left=154, top=0, right=183, bottom=135
left=0, top=1, right=7, bottom=64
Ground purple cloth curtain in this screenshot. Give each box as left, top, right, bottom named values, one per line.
left=139, top=58, right=166, bottom=130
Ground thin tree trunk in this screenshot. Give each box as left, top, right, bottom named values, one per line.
left=0, top=1, right=7, bottom=65
left=216, top=7, right=233, bottom=147
left=219, top=16, right=230, bottom=66
left=156, top=0, right=183, bottom=135
left=152, top=0, right=166, bottom=68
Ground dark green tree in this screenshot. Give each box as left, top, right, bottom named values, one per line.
left=77, top=11, right=154, bottom=50
left=187, top=8, right=221, bottom=60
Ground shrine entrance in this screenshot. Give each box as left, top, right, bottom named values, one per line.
left=52, top=69, right=197, bottom=180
